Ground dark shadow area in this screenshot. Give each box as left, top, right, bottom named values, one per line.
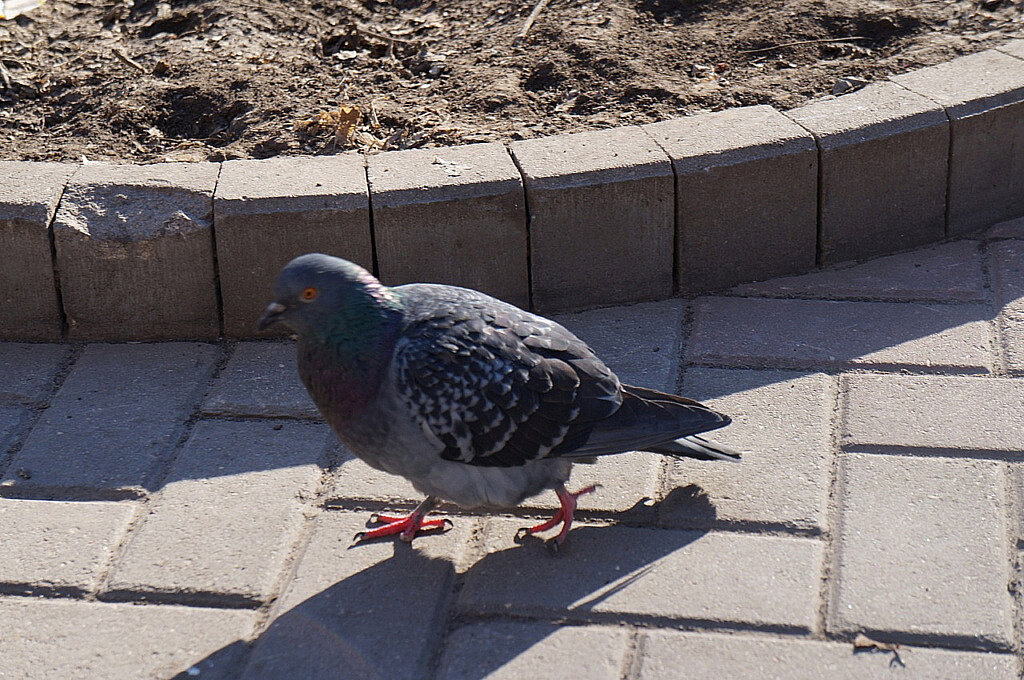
left=172, top=490, right=716, bottom=680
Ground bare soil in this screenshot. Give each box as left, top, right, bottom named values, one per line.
left=1, top=0, right=1022, bottom=162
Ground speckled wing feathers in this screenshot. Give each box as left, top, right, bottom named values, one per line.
left=393, top=285, right=621, bottom=468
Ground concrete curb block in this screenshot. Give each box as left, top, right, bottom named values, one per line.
left=2, top=42, right=1024, bottom=341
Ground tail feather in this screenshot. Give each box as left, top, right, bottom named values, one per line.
left=646, top=434, right=742, bottom=462
left=559, top=383, right=732, bottom=459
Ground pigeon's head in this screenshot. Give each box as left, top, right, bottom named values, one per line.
left=257, top=253, right=396, bottom=336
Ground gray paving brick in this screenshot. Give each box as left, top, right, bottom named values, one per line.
left=645, top=106, right=817, bottom=294
left=663, top=369, right=832, bottom=531
left=0, top=343, right=217, bottom=494
left=202, top=342, right=317, bottom=418
left=636, top=630, right=1017, bottom=680
left=991, top=240, right=1024, bottom=373
left=842, top=374, right=1024, bottom=452
left=892, top=50, right=1024, bottom=234
left=0, top=597, right=251, bottom=680
left=787, top=83, right=948, bottom=262
left=732, top=240, right=985, bottom=302
left=511, top=127, right=673, bottom=311
left=329, top=443, right=421, bottom=505
left=554, top=299, right=684, bottom=392
left=53, top=162, right=221, bottom=340
left=369, top=143, right=529, bottom=307
left=0, top=498, right=133, bottom=592
left=995, top=38, right=1024, bottom=60
left=241, top=510, right=469, bottom=680
left=0, top=342, right=69, bottom=403
left=438, top=622, right=628, bottom=680
left=0, top=161, right=74, bottom=340
left=987, top=216, right=1024, bottom=239
left=215, top=154, right=372, bottom=338
left=459, top=519, right=821, bottom=630
left=687, top=297, right=994, bottom=372
left=830, top=453, right=1013, bottom=646
left=107, top=419, right=327, bottom=602
left=522, top=451, right=661, bottom=515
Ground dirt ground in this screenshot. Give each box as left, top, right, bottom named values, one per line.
left=1, top=0, right=1022, bottom=162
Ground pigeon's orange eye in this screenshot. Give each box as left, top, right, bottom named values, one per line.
left=300, top=287, right=318, bottom=302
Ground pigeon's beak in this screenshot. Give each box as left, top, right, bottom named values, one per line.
left=256, top=302, right=287, bottom=331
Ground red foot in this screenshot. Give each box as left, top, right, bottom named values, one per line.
left=516, top=484, right=599, bottom=550
left=352, top=506, right=451, bottom=545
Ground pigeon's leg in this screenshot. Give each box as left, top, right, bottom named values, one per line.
left=352, top=496, right=450, bottom=544
left=516, top=484, right=598, bottom=546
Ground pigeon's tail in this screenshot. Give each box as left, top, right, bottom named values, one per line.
left=645, top=434, right=742, bottom=462
left=560, top=383, right=734, bottom=459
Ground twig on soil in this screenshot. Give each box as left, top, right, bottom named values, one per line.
left=516, top=0, right=550, bottom=43
left=112, top=46, right=146, bottom=72
left=738, top=36, right=868, bottom=54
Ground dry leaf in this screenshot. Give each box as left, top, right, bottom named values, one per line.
left=294, top=105, right=362, bottom=145
left=853, top=633, right=904, bottom=668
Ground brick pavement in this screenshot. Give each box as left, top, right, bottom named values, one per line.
left=0, top=228, right=1022, bottom=679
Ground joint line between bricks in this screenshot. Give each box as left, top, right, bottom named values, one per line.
left=363, top=155, right=381, bottom=279
left=47, top=169, right=75, bottom=341
left=210, top=162, right=226, bottom=338
left=817, top=373, right=844, bottom=639
left=505, top=143, right=535, bottom=311
left=0, top=344, right=84, bottom=480
left=247, top=435, right=340, bottom=642
left=93, top=342, right=233, bottom=597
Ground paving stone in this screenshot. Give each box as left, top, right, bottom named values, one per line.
left=892, top=50, right=1024, bottom=234
left=53, top=162, right=221, bottom=340
left=0, top=161, right=74, bottom=340
left=987, top=215, right=1024, bottom=239
left=202, top=341, right=317, bottom=418
left=645, top=106, right=817, bottom=293
left=0, top=343, right=218, bottom=494
left=459, top=519, right=821, bottom=630
left=0, top=597, right=251, bottom=680
left=369, top=143, right=529, bottom=307
left=0, top=498, right=134, bottom=593
left=687, top=297, right=994, bottom=372
left=0, top=342, right=68, bottom=403
left=830, top=453, right=1013, bottom=645
left=511, top=127, right=673, bottom=311
left=787, top=83, right=948, bottom=262
left=215, top=154, right=372, bottom=338
left=636, top=630, right=1017, bottom=680
left=995, top=38, right=1024, bottom=60
left=438, top=622, right=628, bottom=680
left=991, top=240, right=1024, bottom=372
left=536, top=299, right=688, bottom=514
left=553, top=298, right=684, bottom=392
left=107, top=419, right=327, bottom=602
left=329, top=443, right=422, bottom=506
left=842, top=374, right=1024, bottom=452
left=732, top=240, right=985, bottom=302
left=241, top=510, right=469, bottom=680
left=663, top=369, right=832, bottom=531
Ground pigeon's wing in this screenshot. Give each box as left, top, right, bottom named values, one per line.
left=392, top=286, right=622, bottom=468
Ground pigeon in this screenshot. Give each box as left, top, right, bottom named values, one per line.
left=258, top=253, right=740, bottom=549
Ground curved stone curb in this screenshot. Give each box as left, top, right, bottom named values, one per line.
left=2, top=40, right=1024, bottom=342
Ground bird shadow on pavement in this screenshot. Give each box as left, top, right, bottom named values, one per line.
left=171, top=485, right=716, bottom=680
